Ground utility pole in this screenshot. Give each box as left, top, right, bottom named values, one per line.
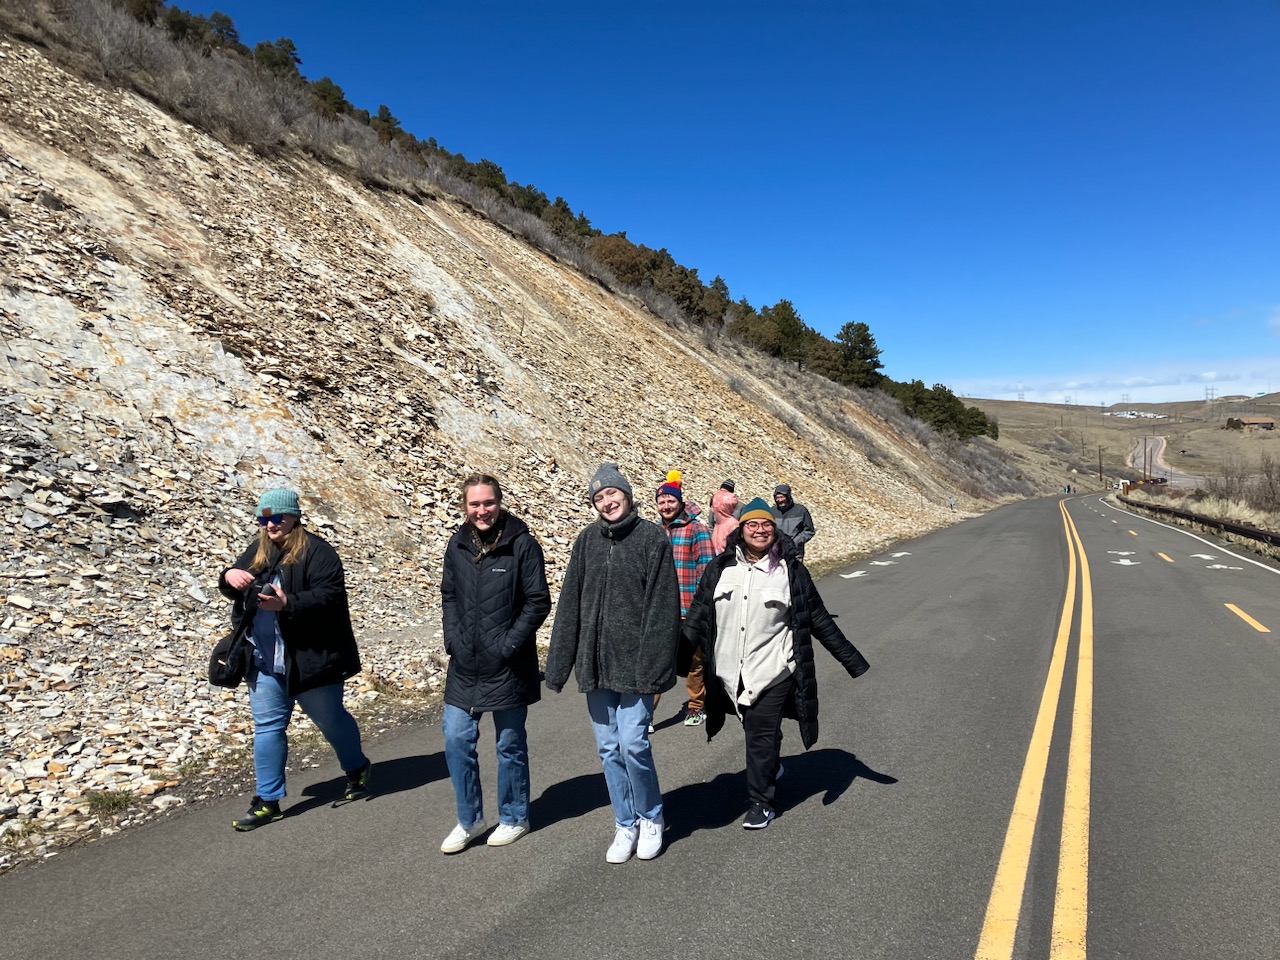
left=1098, top=445, right=1103, bottom=486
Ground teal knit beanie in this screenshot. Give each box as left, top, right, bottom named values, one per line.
left=256, top=488, right=301, bottom=518
left=738, top=497, right=774, bottom=525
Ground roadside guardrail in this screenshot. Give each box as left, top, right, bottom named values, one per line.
left=1116, top=495, right=1280, bottom=547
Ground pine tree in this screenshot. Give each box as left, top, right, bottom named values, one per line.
left=835, top=320, right=884, bottom=387
left=371, top=105, right=402, bottom=144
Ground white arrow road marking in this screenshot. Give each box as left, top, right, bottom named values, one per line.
left=869, top=560, right=898, bottom=566
left=1107, top=551, right=1136, bottom=556
left=1190, top=554, right=1217, bottom=560
left=1206, top=564, right=1243, bottom=570
left=1111, top=559, right=1141, bottom=566
left=839, top=570, right=869, bottom=579
left=890, top=552, right=912, bottom=558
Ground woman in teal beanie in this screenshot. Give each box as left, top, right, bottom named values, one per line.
left=217, top=487, right=370, bottom=830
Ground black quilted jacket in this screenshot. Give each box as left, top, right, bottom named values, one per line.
left=680, top=528, right=870, bottom=749
left=441, top=512, right=551, bottom=712
left=219, top=531, right=361, bottom=697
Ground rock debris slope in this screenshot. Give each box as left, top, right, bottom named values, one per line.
left=0, top=38, right=974, bottom=866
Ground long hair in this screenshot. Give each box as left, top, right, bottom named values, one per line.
left=764, top=536, right=784, bottom=574
left=250, top=522, right=309, bottom=571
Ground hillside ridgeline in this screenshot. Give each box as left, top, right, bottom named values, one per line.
left=0, top=34, right=1030, bottom=867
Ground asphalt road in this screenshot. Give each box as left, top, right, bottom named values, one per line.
left=2, top=497, right=1276, bottom=960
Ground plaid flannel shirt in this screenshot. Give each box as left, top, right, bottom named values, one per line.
left=662, top=512, right=713, bottom=617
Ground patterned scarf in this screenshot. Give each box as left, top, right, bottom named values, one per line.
left=468, top=519, right=505, bottom=563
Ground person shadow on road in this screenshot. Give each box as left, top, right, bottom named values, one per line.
left=659, top=748, right=898, bottom=845
left=288, top=752, right=450, bottom=818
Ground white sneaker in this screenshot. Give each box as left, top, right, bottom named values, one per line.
left=636, top=815, right=664, bottom=860
left=486, top=821, right=530, bottom=847
left=606, top=824, right=639, bottom=864
left=440, top=819, right=489, bottom=854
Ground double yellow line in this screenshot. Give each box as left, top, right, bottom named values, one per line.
left=975, top=500, right=1095, bottom=960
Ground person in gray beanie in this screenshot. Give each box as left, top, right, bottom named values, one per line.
left=772, top=483, right=816, bottom=558
left=545, top=462, right=680, bottom=863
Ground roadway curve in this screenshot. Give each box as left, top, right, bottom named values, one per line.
left=1127, top=435, right=1203, bottom=488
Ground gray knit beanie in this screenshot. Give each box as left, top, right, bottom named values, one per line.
left=588, top=462, right=633, bottom=501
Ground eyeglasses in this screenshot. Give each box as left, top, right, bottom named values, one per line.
left=743, top=520, right=775, bottom=531
left=258, top=515, right=295, bottom=526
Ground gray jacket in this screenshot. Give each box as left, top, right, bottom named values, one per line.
left=773, top=498, right=816, bottom=558
left=545, top=509, right=681, bottom=695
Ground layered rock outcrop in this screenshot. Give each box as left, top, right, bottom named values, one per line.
left=0, top=37, right=982, bottom=867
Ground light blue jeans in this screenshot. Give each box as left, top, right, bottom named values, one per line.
left=585, top=690, right=662, bottom=827
left=443, top=703, right=530, bottom=827
left=247, top=667, right=367, bottom=802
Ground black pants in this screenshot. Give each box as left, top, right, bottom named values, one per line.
left=741, top=675, right=794, bottom=807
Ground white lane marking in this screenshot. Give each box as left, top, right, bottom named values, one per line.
left=1206, top=563, right=1243, bottom=571
left=839, top=570, right=869, bottom=579
left=1190, top=554, right=1216, bottom=560
left=1096, top=504, right=1280, bottom=577
left=890, top=552, right=912, bottom=558
left=1111, top=559, right=1141, bottom=566
left=1107, top=551, right=1136, bottom=556
left=869, top=560, right=898, bottom=566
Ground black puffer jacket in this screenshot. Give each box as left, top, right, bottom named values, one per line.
left=441, top=512, right=551, bottom=712
left=680, top=528, right=869, bottom=749
left=218, top=530, right=361, bottom=697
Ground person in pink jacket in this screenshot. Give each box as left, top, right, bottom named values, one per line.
left=710, top=481, right=740, bottom=555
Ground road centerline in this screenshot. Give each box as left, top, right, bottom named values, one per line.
left=974, top=503, right=1080, bottom=960
left=1052, top=505, right=1094, bottom=959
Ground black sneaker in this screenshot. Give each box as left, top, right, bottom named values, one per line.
left=742, top=802, right=775, bottom=830
left=233, top=796, right=283, bottom=831
left=342, top=760, right=373, bottom=802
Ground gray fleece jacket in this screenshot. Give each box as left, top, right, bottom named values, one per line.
left=545, top=509, right=681, bottom=695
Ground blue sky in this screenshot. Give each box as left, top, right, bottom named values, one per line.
left=184, top=0, right=1280, bottom=405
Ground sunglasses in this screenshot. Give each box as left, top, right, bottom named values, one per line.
left=258, top=514, right=295, bottom=526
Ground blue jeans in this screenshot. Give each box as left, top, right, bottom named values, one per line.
left=247, top=668, right=367, bottom=802
left=585, top=690, right=662, bottom=827
left=442, top=703, right=530, bottom=827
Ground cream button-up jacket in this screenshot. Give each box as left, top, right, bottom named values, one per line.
left=712, top=548, right=796, bottom=711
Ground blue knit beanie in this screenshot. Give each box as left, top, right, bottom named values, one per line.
left=256, top=488, right=301, bottom=518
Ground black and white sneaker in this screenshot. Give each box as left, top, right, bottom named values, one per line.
left=742, top=802, right=775, bottom=830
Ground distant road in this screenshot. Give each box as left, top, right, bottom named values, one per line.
left=3, top=497, right=1277, bottom=959
left=1128, top=435, right=1203, bottom=487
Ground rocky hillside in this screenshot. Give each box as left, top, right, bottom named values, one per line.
left=0, top=35, right=1012, bottom=867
